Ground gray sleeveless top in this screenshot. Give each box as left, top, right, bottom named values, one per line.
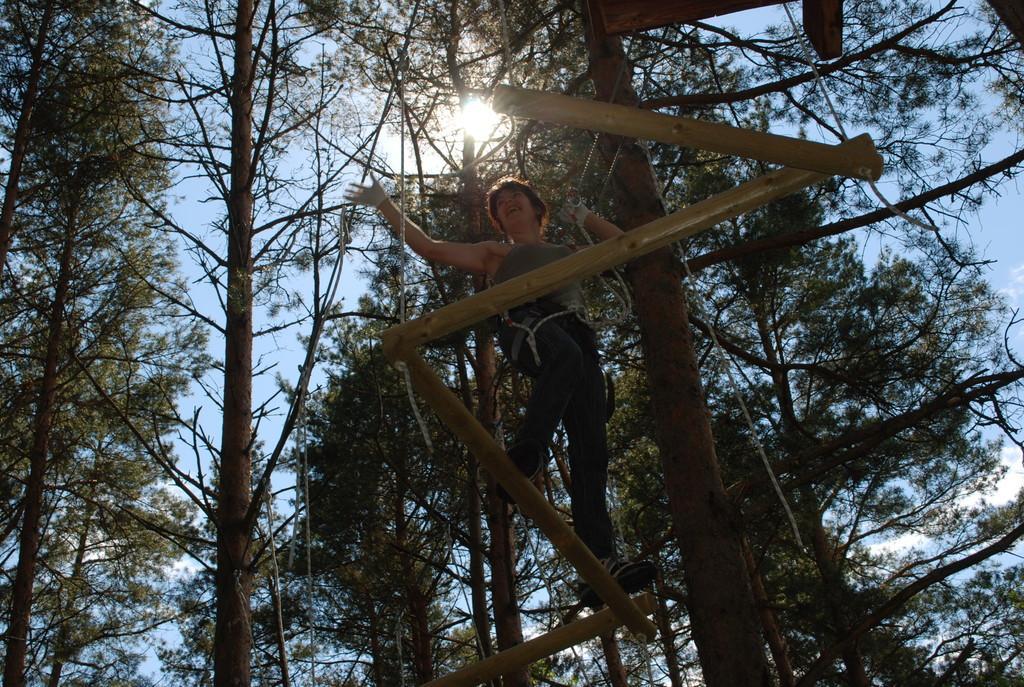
left=493, top=243, right=586, bottom=314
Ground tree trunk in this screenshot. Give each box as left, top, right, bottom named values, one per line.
left=47, top=506, right=93, bottom=687
left=653, top=569, right=684, bottom=687
left=600, top=632, right=629, bottom=687
left=3, top=222, right=75, bottom=687
left=459, top=129, right=529, bottom=687
left=583, top=14, right=771, bottom=687
left=396, top=455, right=435, bottom=684
left=743, top=539, right=796, bottom=687
left=808, top=507, right=870, bottom=687
left=213, top=0, right=256, bottom=682
left=0, top=0, right=55, bottom=279
left=485, top=494, right=528, bottom=687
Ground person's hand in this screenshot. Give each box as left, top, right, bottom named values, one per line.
left=558, top=200, right=591, bottom=228
left=345, top=176, right=388, bottom=208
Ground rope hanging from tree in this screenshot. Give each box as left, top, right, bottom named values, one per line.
left=394, top=22, right=435, bottom=455
left=780, top=2, right=941, bottom=235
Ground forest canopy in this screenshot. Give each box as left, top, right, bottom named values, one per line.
left=1, top=0, right=1023, bottom=685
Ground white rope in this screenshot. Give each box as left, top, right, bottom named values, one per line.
left=261, top=491, right=292, bottom=686
left=679, top=241, right=805, bottom=548
left=568, top=37, right=638, bottom=327
left=300, top=403, right=317, bottom=685
left=780, top=2, right=942, bottom=234
left=395, top=31, right=434, bottom=455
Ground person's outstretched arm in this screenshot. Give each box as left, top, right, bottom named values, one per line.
left=559, top=200, right=624, bottom=241
left=346, top=177, right=502, bottom=274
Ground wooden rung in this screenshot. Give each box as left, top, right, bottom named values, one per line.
left=422, top=593, right=657, bottom=687
left=399, top=353, right=659, bottom=640
left=382, top=165, right=826, bottom=360
left=491, top=85, right=882, bottom=181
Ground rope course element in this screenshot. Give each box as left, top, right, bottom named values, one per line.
left=394, top=20, right=435, bottom=454
left=567, top=36, right=637, bottom=327
left=260, top=492, right=292, bottom=686
left=380, top=41, right=886, bottom=677
left=367, top=6, right=894, bottom=684
left=638, top=140, right=806, bottom=545
left=780, top=2, right=937, bottom=234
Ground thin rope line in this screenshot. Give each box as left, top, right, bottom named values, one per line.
left=679, top=255, right=805, bottom=547
left=571, top=36, right=638, bottom=327
left=399, top=52, right=408, bottom=325
left=394, top=22, right=434, bottom=454
left=781, top=2, right=941, bottom=234
left=301, top=403, right=317, bottom=686
left=637, top=120, right=804, bottom=545
left=262, top=492, right=292, bottom=686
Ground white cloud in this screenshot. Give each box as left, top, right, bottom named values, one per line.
left=990, top=445, right=1024, bottom=505
left=998, top=263, right=1024, bottom=308
left=866, top=446, right=1023, bottom=557
left=867, top=531, right=929, bottom=557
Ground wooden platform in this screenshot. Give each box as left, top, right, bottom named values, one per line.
left=587, top=0, right=844, bottom=59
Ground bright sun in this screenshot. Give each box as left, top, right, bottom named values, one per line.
left=459, top=99, right=503, bottom=142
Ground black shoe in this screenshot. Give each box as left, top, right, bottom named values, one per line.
left=577, top=557, right=657, bottom=609
left=497, top=442, right=545, bottom=504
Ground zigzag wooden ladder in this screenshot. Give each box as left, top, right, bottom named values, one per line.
left=380, top=86, right=882, bottom=687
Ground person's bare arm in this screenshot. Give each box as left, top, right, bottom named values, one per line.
left=559, top=200, right=624, bottom=241
left=347, top=177, right=502, bottom=274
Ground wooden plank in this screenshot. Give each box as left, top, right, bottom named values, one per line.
left=803, top=0, right=843, bottom=59
left=492, top=85, right=882, bottom=180
left=596, top=0, right=783, bottom=34
left=381, top=165, right=827, bottom=361
left=423, top=593, right=658, bottom=687
left=399, top=353, right=659, bottom=641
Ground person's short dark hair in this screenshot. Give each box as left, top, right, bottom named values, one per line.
left=485, top=176, right=548, bottom=235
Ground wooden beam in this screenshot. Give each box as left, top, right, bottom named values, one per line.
left=423, top=594, right=658, bottom=687
left=492, top=85, right=881, bottom=180
left=381, top=164, right=827, bottom=361
left=803, top=0, right=843, bottom=59
left=594, top=0, right=784, bottom=34
left=399, top=353, right=659, bottom=640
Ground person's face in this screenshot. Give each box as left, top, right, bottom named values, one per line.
left=494, top=188, right=542, bottom=242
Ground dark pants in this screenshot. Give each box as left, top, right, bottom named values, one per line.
left=497, top=306, right=616, bottom=560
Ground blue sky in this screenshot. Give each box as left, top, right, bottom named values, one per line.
left=148, top=0, right=1024, bottom=675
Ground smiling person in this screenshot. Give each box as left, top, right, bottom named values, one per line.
left=346, top=174, right=655, bottom=607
